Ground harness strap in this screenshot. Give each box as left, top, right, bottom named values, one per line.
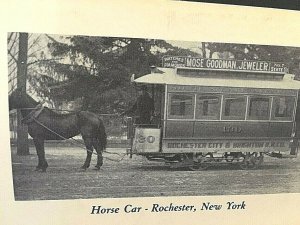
left=22, top=104, right=44, bottom=124
left=32, top=118, right=126, bottom=162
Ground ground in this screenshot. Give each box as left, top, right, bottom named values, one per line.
left=11, top=147, right=300, bottom=200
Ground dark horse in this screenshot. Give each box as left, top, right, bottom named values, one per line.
left=9, top=88, right=107, bottom=172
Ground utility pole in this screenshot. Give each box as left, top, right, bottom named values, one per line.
left=16, top=32, right=29, bottom=155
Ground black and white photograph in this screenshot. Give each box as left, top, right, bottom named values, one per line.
left=2, top=1, right=300, bottom=225
left=8, top=32, right=300, bottom=200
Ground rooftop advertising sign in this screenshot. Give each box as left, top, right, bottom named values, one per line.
left=162, top=56, right=289, bottom=74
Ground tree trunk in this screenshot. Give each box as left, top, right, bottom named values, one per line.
left=17, top=33, right=29, bottom=155
left=201, top=42, right=206, bottom=58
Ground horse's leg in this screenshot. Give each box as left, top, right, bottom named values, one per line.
left=81, top=137, right=94, bottom=170
left=92, top=138, right=103, bottom=170
left=33, top=138, right=48, bottom=172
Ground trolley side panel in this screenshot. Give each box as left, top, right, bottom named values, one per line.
left=165, top=121, right=293, bottom=138
left=162, top=138, right=291, bottom=153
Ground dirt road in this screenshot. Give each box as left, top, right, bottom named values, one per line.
left=11, top=147, right=300, bottom=200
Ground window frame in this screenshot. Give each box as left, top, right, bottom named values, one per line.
left=166, top=91, right=297, bottom=123
left=167, top=93, right=195, bottom=119
left=247, top=95, right=272, bottom=121
left=195, top=94, right=222, bottom=120
left=271, top=96, right=296, bottom=121
left=221, top=94, right=247, bottom=121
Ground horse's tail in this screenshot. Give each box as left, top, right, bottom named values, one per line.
left=98, top=117, right=107, bottom=150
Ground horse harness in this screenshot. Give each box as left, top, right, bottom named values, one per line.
left=18, top=105, right=126, bottom=162
left=21, top=104, right=44, bottom=124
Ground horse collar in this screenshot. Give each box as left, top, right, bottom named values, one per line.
left=21, top=104, right=44, bottom=124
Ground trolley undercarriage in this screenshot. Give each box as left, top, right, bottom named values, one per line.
left=141, top=151, right=296, bottom=170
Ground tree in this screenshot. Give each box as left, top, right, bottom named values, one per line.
left=39, top=36, right=198, bottom=113
left=8, top=32, right=50, bottom=155
left=16, top=33, right=29, bottom=155
left=19, top=35, right=300, bottom=115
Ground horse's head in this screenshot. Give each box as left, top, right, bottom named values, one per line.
left=9, top=88, right=39, bottom=111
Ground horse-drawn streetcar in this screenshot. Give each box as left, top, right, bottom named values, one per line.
left=127, top=56, right=300, bottom=170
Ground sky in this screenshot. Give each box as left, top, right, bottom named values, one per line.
left=167, top=40, right=203, bottom=54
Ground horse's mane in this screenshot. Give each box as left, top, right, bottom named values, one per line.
left=43, top=107, right=78, bottom=117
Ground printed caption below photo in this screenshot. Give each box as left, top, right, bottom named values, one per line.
left=90, top=201, right=246, bottom=214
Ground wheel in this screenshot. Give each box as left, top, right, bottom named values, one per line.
left=188, top=153, right=213, bottom=171
left=239, top=152, right=263, bottom=170
left=224, top=152, right=234, bottom=162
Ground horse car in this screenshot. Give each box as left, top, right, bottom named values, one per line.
left=127, top=56, right=300, bottom=170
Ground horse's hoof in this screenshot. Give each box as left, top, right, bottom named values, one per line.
left=93, top=166, right=101, bottom=170
left=80, top=166, right=88, bottom=170
left=35, top=168, right=46, bottom=172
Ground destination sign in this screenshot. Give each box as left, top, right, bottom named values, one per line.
left=163, top=139, right=290, bottom=153
left=162, top=56, right=289, bottom=74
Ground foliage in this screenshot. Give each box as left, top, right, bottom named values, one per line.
left=16, top=34, right=300, bottom=113
left=43, top=36, right=198, bottom=113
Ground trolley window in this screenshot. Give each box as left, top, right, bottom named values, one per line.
left=196, top=95, right=221, bottom=120
left=248, top=96, right=270, bottom=120
left=168, top=94, right=194, bottom=119
left=222, top=95, right=247, bottom=120
left=272, top=96, right=295, bottom=121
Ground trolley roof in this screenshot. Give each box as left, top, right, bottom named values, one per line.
left=134, top=67, right=300, bottom=90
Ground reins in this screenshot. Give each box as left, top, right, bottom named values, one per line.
left=11, top=108, right=126, bottom=162
left=19, top=106, right=119, bottom=116
left=33, top=118, right=127, bottom=162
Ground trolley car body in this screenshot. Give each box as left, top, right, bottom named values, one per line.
left=128, top=56, right=300, bottom=169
